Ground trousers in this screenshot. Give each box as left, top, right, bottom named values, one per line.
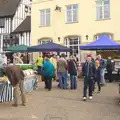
left=107, top=70, right=113, bottom=82
left=13, top=80, right=26, bottom=105
left=44, top=76, right=52, bottom=90
left=83, top=77, right=93, bottom=97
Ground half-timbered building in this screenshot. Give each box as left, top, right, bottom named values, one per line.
left=0, top=0, right=31, bottom=51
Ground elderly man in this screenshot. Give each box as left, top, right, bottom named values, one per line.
left=4, top=65, right=26, bottom=107
left=106, top=57, right=114, bottom=82
left=57, top=54, right=67, bottom=89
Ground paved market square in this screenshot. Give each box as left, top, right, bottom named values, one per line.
left=0, top=80, right=120, bottom=120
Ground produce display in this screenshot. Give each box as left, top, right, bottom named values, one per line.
left=18, top=64, right=33, bottom=70
left=23, top=69, right=35, bottom=77
left=0, top=76, right=8, bottom=82
left=0, top=64, right=36, bottom=83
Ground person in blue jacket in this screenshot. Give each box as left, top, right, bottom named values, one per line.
left=42, top=57, right=55, bottom=91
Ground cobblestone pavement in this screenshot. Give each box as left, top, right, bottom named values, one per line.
left=0, top=80, right=120, bottom=120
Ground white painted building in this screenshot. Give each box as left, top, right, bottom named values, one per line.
left=0, top=0, right=32, bottom=51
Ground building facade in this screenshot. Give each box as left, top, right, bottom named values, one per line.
left=31, top=0, right=120, bottom=60
left=12, top=16, right=31, bottom=46
left=0, top=0, right=31, bottom=51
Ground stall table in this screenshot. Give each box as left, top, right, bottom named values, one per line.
left=0, top=74, right=37, bottom=102
left=0, top=81, right=13, bottom=102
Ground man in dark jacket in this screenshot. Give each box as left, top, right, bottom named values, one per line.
left=106, top=57, right=114, bottom=82
left=68, top=55, right=77, bottom=89
left=82, top=55, right=96, bottom=101
left=4, top=65, right=26, bottom=107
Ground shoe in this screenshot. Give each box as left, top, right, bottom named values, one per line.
left=89, top=96, right=93, bottom=100
left=83, top=97, right=87, bottom=101
left=97, top=91, right=101, bottom=93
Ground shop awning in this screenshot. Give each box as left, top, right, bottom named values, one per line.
left=80, top=35, right=120, bottom=50
left=27, top=42, right=71, bottom=52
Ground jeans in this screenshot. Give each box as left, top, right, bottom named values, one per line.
left=100, top=69, right=105, bottom=84
left=83, top=77, right=93, bottom=97
left=70, top=75, right=77, bottom=89
left=58, top=72, right=67, bottom=89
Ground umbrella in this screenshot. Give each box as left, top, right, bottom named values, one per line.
left=27, top=42, right=71, bottom=52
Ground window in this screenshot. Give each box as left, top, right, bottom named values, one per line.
left=0, top=18, right=5, bottom=28
left=65, top=36, right=81, bottom=60
left=40, top=9, right=50, bottom=26
left=66, top=4, right=78, bottom=23
left=96, top=0, right=110, bottom=20
left=38, top=39, right=52, bottom=45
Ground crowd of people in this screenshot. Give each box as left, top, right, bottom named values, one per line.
left=0, top=52, right=115, bottom=107
left=36, top=53, right=78, bottom=91
left=82, top=54, right=114, bottom=100
left=36, top=53, right=115, bottom=101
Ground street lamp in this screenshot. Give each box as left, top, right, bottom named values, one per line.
left=58, top=37, right=61, bottom=42
left=86, top=35, right=89, bottom=40
left=55, top=5, right=61, bottom=12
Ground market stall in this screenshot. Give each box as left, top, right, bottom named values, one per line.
left=0, top=42, right=71, bottom=102
left=7, top=44, right=28, bottom=52
left=80, top=35, right=120, bottom=50
left=80, top=34, right=120, bottom=81
left=0, top=52, right=37, bottom=103
left=27, top=42, right=72, bottom=52
left=0, top=80, right=13, bottom=102
left=0, top=69, right=37, bottom=103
